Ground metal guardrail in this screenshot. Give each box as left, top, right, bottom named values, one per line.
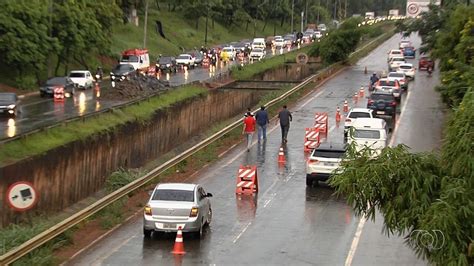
left=0, top=31, right=393, bottom=265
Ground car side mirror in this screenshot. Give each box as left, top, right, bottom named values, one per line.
left=206, top=193, right=213, bottom=197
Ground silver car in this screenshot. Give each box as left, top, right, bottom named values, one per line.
left=143, top=183, right=212, bottom=238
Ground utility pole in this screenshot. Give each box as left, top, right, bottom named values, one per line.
left=301, top=11, right=304, bottom=32
left=48, top=0, right=53, bottom=77
left=333, top=0, right=337, bottom=21
left=204, top=2, right=209, bottom=45
left=291, top=0, right=295, bottom=33
left=143, top=0, right=149, bottom=48
left=305, top=0, right=308, bottom=26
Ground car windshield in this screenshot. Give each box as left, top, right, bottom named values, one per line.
left=389, top=73, right=404, bottom=78
left=159, top=57, right=173, bottom=64
left=46, top=77, right=66, bottom=85
left=353, top=129, right=381, bottom=139
left=177, top=55, right=190, bottom=59
left=399, top=65, right=412, bottom=69
left=0, top=93, right=17, bottom=102
left=275, top=38, right=284, bottom=42
left=69, top=72, right=85, bottom=78
left=313, top=150, right=345, bottom=158
left=379, top=80, right=396, bottom=86
left=121, top=55, right=139, bottom=62
left=391, top=51, right=401, bottom=54
left=349, top=112, right=371, bottom=118
left=252, top=48, right=263, bottom=53
left=152, top=189, right=194, bottom=202
left=114, top=64, right=133, bottom=71
left=392, top=58, right=405, bottom=62
left=223, top=48, right=232, bottom=52
left=371, top=93, right=394, bottom=101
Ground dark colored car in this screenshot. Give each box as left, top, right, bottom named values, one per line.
left=367, top=91, right=397, bottom=118
left=157, top=56, right=177, bottom=72
left=39, top=77, right=76, bottom=97
left=0, top=93, right=19, bottom=116
left=403, top=47, right=416, bottom=58
left=110, top=64, right=136, bottom=81
left=418, top=56, right=435, bottom=70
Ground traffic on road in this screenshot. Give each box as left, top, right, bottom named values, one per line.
left=67, top=33, right=439, bottom=266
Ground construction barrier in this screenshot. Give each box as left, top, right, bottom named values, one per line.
left=202, top=57, right=210, bottom=68
left=235, top=165, right=258, bottom=195
left=53, top=87, right=65, bottom=102
left=314, top=112, right=328, bottom=134
left=304, top=128, right=320, bottom=152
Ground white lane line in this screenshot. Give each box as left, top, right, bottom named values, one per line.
left=300, top=90, right=325, bottom=109
left=344, top=89, right=413, bottom=265
left=92, top=233, right=135, bottom=265
left=232, top=222, right=252, bottom=243
left=344, top=216, right=367, bottom=266
left=263, top=193, right=277, bottom=208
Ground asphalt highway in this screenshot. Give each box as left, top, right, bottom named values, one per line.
left=67, top=33, right=441, bottom=266
left=0, top=47, right=294, bottom=140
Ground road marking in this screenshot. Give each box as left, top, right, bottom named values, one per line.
left=232, top=222, right=251, bottom=243
left=300, top=90, right=325, bottom=109
left=344, top=88, right=413, bottom=265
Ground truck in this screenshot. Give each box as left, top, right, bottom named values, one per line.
left=389, top=9, right=399, bottom=17
left=119, top=49, right=151, bottom=72
left=365, top=12, right=375, bottom=19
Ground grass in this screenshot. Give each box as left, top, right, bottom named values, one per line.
left=230, top=45, right=314, bottom=80
left=0, top=85, right=207, bottom=166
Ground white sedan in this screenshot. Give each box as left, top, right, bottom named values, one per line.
left=250, top=48, right=266, bottom=61
left=397, top=63, right=416, bottom=79
left=388, top=56, right=406, bottom=71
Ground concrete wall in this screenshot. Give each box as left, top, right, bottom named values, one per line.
left=259, top=62, right=321, bottom=81
left=0, top=90, right=262, bottom=227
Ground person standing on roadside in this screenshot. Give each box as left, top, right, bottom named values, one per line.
left=255, top=106, right=269, bottom=142
left=242, top=112, right=256, bottom=152
left=278, top=105, right=292, bottom=143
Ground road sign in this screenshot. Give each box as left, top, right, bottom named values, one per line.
left=6, top=181, right=38, bottom=211
left=296, top=53, right=309, bottom=65
left=406, top=0, right=441, bottom=18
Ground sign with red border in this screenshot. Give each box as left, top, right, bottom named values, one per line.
left=6, top=181, right=38, bottom=212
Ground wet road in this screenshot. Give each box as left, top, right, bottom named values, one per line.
left=0, top=47, right=295, bottom=140
left=68, top=34, right=440, bottom=265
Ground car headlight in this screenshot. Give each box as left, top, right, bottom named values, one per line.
left=7, top=104, right=15, bottom=109
left=166, top=64, right=170, bottom=67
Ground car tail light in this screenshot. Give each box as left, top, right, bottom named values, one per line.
left=390, top=101, right=397, bottom=106
left=190, top=207, right=199, bottom=217
left=307, top=158, right=319, bottom=164
left=144, top=205, right=152, bottom=216
left=345, top=118, right=352, bottom=122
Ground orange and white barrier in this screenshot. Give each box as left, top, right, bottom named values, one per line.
left=343, top=100, right=349, bottom=113
left=304, top=128, right=320, bottom=152
left=314, top=112, right=328, bottom=134
left=53, top=87, right=65, bottom=102
left=235, top=165, right=258, bottom=195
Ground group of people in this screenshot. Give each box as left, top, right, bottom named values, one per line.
left=242, top=105, right=293, bottom=152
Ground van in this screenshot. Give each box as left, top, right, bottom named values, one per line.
left=251, top=38, right=266, bottom=50
left=348, top=118, right=387, bottom=154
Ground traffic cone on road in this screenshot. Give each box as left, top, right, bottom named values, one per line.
left=172, top=227, right=186, bottom=255
left=335, top=107, right=341, bottom=123
left=359, top=86, right=365, bottom=97
left=278, top=147, right=286, bottom=164
left=343, top=100, right=349, bottom=113
left=353, top=92, right=359, bottom=103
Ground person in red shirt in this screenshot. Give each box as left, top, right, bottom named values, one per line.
left=242, top=112, right=256, bottom=152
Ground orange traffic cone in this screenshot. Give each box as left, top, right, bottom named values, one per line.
left=353, top=92, right=358, bottom=103
left=278, top=147, right=285, bottom=164
left=336, top=107, right=341, bottom=123
left=359, top=86, right=365, bottom=97
left=343, top=100, right=349, bottom=113
left=172, top=227, right=186, bottom=255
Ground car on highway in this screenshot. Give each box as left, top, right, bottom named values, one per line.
left=176, top=54, right=196, bottom=68
left=220, top=47, right=236, bottom=61
left=39, top=76, right=76, bottom=97
left=317, top=24, right=327, bottom=32
left=387, top=72, right=408, bottom=90
left=283, top=34, right=296, bottom=46
left=399, top=40, right=412, bottom=50
left=68, top=70, right=94, bottom=90
left=110, top=64, right=136, bottom=81
left=388, top=56, right=406, bottom=71
left=344, top=108, right=374, bottom=140
left=306, top=142, right=346, bottom=186
left=397, top=63, right=416, bottom=80
left=374, top=78, right=401, bottom=100
left=418, top=56, right=435, bottom=70
left=193, top=52, right=204, bottom=66
left=367, top=90, right=397, bottom=118
left=348, top=118, right=388, bottom=154
left=273, top=38, right=285, bottom=49
left=403, top=47, right=416, bottom=58
left=143, top=183, right=213, bottom=238
left=250, top=48, right=266, bottom=61
left=387, top=49, right=403, bottom=62
left=234, top=42, right=247, bottom=54
left=302, top=34, right=312, bottom=43
left=0, top=92, right=19, bottom=117
left=251, top=38, right=266, bottom=50
left=157, top=56, right=178, bottom=73
left=304, top=28, right=315, bottom=38
left=314, top=30, right=323, bottom=39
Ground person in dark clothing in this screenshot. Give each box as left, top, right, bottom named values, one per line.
left=255, top=106, right=270, bottom=142
left=278, top=105, right=292, bottom=143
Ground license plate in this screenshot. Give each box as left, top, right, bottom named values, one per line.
left=163, top=223, right=177, bottom=229
left=377, top=111, right=385, bottom=114
left=324, top=162, right=334, bottom=166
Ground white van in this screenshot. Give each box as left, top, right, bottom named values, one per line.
left=348, top=118, right=387, bottom=155
left=252, top=38, right=266, bottom=50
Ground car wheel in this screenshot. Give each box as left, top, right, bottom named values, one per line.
left=206, top=207, right=212, bottom=226
left=195, top=220, right=204, bottom=239
left=143, top=228, right=152, bottom=238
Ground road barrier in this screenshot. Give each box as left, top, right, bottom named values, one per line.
left=314, top=112, right=328, bottom=134
left=0, top=30, right=395, bottom=265
left=304, top=128, right=321, bottom=152
left=235, top=165, right=258, bottom=195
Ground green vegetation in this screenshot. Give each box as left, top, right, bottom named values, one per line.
left=331, top=3, right=474, bottom=265
left=0, top=85, right=207, bottom=166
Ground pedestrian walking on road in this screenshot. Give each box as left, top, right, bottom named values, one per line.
left=278, top=105, right=292, bottom=143
left=255, top=106, right=269, bottom=142
left=242, top=112, right=256, bottom=152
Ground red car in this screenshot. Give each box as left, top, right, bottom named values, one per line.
left=418, top=56, right=435, bottom=70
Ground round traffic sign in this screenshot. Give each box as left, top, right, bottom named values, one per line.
left=296, top=53, right=309, bottom=64
left=407, top=3, right=419, bottom=15
left=6, top=181, right=38, bottom=211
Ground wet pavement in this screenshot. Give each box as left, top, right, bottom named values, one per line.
left=0, top=48, right=295, bottom=140
left=68, top=33, right=440, bottom=266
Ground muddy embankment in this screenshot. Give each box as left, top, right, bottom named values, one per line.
left=0, top=62, right=318, bottom=227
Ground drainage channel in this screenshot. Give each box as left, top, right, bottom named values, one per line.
left=220, top=80, right=302, bottom=91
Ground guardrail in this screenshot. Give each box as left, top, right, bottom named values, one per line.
left=0, top=31, right=394, bottom=265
